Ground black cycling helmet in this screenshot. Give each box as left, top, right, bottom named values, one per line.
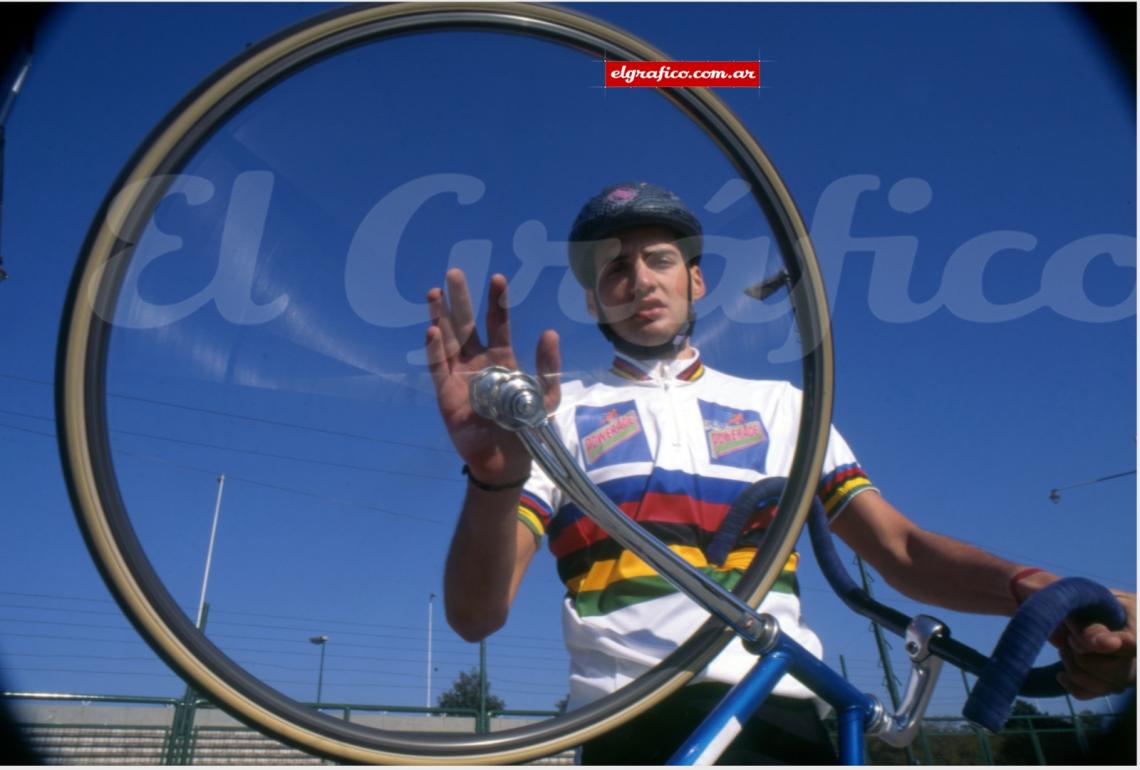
left=568, top=181, right=703, bottom=289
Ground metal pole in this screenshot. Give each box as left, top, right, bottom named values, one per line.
left=310, top=635, right=329, bottom=707
left=1063, top=693, right=1089, bottom=755
left=0, top=50, right=33, bottom=127
left=317, top=644, right=326, bottom=706
left=195, top=475, right=225, bottom=629
left=427, top=593, right=435, bottom=709
left=479, top=639, right=487, bottom=734
left=0, top=47, right=34, bottom=285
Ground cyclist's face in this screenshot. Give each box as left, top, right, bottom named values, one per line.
left=587, top=225, right=705, bottom=350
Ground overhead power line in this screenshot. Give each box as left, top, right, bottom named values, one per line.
left=0, top=371, right=454, bottom=455
left=0, top=422, right=447, bottom=526
left=0, top=406, right=460, bottom=485
left=0, top=590, right=565, bottom=645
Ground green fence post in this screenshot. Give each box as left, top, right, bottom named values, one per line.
left=918, top=725, right=934, bottom=765
left=1023, top=713, right=1046, bottom=765
left=161, top=703, right=181, bottom=764
left=1063, top=693, right=1089, bottom=756
left=162, top=603, right=209, bottom=764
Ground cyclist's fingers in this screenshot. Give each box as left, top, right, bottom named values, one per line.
left=1048, top=624, right=1069, bottom=651
left=428, top=286, right=462, bottom=360
left=446, top=268, right=481, bottom=355
left=536, top=329, right=561, bottom=412
left=1066, top=620, right=1136, bottom=656
left=425, top=326, right=450, bottom=392
left=485, top=273, right=511, bottom=351
left=1059, top=640, right=1135, bottom=695
left=1056, top=671, right=1103, bottom=700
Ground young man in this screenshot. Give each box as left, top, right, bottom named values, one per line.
left=425, top=182, right=1135, bottom=764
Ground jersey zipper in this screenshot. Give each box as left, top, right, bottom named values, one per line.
left=662, top=380, right=682, bottom=448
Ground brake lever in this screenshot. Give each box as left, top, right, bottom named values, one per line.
left=867, top=615, right=947, bottom=747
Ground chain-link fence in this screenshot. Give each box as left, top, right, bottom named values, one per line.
left=4, top=690, right=1130, bottom=765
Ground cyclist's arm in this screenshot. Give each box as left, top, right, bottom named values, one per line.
left=832, top=490, right=1136, bottom=696
left=831, top=489, right=1036, bottom=615
left=424, top=268, right=560, bottom=642
left=444, top=485, right=538, bottom=642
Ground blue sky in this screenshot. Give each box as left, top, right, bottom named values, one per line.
left=0, top=1, right=1134, bottom=727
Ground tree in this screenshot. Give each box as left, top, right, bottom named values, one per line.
left=995, top=699, right=1078, bottom=765
left=437, top=668, right=505, bottom=716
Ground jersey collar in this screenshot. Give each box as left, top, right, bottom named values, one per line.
left=610, top=349, right=705, bottom=384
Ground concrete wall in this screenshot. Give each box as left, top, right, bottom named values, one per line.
left=13, top=701, right=546, bottom=734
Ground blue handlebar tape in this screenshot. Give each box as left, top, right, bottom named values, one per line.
left=963, top=577, right=1126, bottom=733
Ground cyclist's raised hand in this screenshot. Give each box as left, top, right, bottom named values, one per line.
left=425, top=268, right=561, bottom=485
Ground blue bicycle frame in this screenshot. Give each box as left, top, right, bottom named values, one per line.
left=670, top=630, right=878, bottom=764
left=469, top=367, right=1127, bottom=766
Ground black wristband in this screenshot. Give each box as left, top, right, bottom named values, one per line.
left=462, top=464, right=528, bottom=492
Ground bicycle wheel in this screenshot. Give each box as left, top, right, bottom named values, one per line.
left=56, top=3, right=833, bottom=763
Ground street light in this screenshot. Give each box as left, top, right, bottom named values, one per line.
left=195, top=475, right=226, bottom=630
left=309, top=635, right=329, bottom=707
left=1048, top=469, right=1135, bottom=503
left=426, top=593, right=435, bottom=710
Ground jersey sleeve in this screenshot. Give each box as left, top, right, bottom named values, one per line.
left=816, top=425, right=877, bottom=521
left=780, top=383, right=877, bottom=521
left=516, top=382, right=584, bottom=542
left=517, top=459, right=559, bottom=543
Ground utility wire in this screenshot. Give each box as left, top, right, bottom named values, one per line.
left=0, top=421, right=447, bottom=525
left=0, top=591, right=565, bottom=645
left=1, top=640, right=566, bottom=676
left=0, top=372, right=453, bottom=454
left=0, top=406, right=460, bottom=485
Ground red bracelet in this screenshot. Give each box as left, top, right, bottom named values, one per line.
left=1009, top=567, right=1046, bottom=604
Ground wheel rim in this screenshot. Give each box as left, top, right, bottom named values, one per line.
left=56, top=3, right=834, bottom=762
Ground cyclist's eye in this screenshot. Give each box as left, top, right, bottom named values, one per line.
left=603, top=260, right=629, bottom=278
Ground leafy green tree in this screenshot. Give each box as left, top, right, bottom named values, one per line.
left=996, top=699, right=1080, bottom=765
left=437, top=668, right=505, bottom=716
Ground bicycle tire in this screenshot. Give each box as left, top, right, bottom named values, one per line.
left=55, top=3, right=835, bottom=763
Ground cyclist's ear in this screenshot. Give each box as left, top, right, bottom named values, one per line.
left=689, top=264, right=706, bottom=301
left=584, top=289, right=598, bottom=319
left=537, top=329, right=562, bottom=413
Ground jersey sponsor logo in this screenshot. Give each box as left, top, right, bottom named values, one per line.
left=699, top=400, right=769, bottom=471
left=576, top=401, right=651, bottom=469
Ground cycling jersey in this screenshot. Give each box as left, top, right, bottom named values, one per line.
left=517, top=350, right=876, bottom=709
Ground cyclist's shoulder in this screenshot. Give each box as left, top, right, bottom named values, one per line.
left=699, top=364, right=796, bottom=398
